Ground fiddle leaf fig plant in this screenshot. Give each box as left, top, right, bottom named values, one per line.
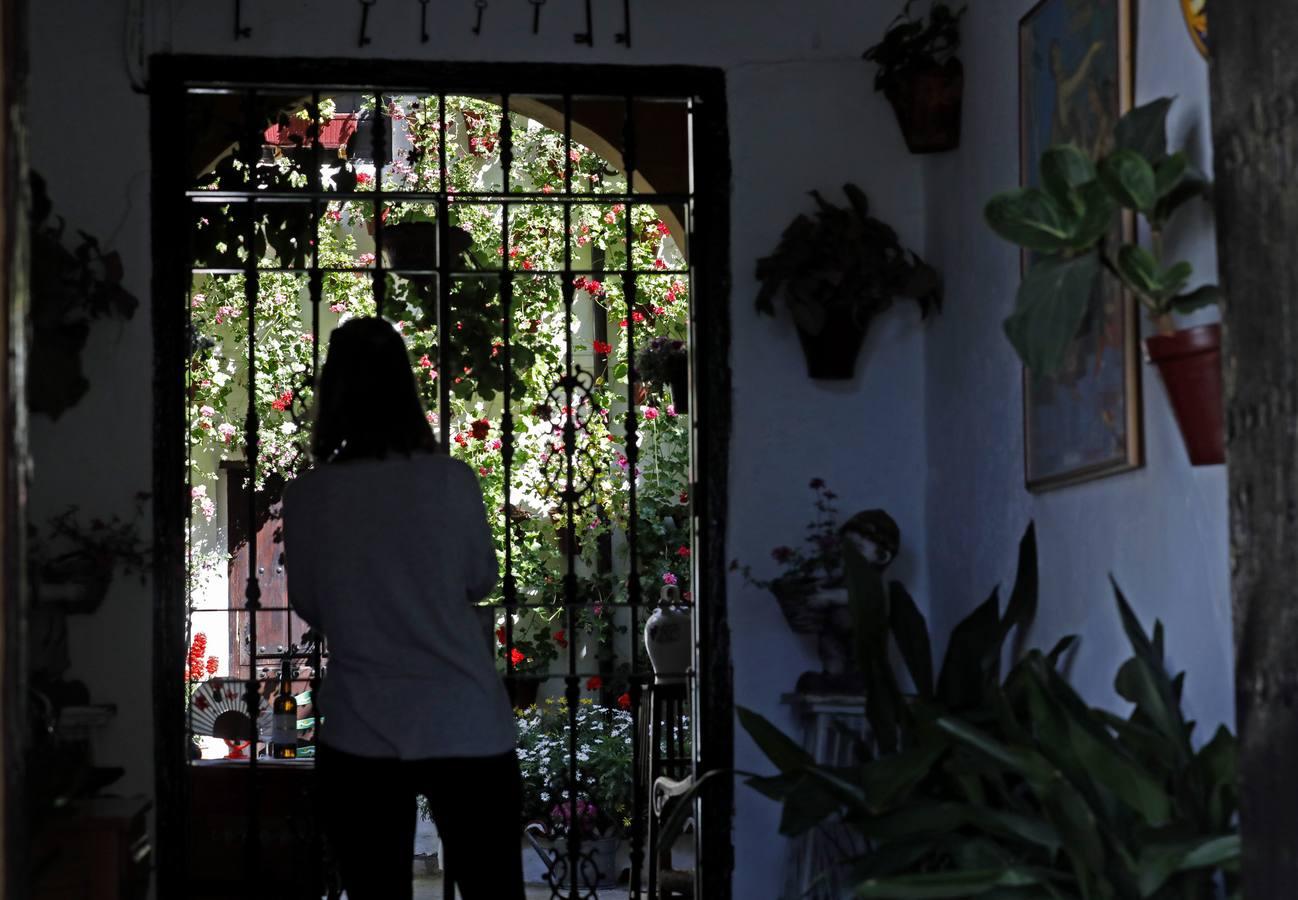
left=986, top=98, right=1220, bottom=376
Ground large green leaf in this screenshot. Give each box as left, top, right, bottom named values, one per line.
left=858, top=738, right=948, bottom=811
left=999, top=522, right=1038, bottom=656
left=736, top=706, right=813, bottom=773
left=1099, top=149, right=1158, bottom=213
left=890, top=580, right=934, bottom=697
left=1154, top=152, right=1189, bottom=199
left=778, top=771, right=845, bottom=836
left=985, top=188, right=1081, bottom=254
left=1170, top=284, right=1224, bottom=314
left=1154, top=163, right=1210, bottom=226
left=1115, top=97, right=1173, bottom=163
left=1003, top=251, right=1101, bottom=377
left=1041, top=144, right=1097, bottom=208
left=1137, top=835, right=1241, bottom=896
left=1111, top=580, right=1191, bottom=759
left=936, top=590, right=1004, bottom=711
left=857, top=867, right=1045, bottom=898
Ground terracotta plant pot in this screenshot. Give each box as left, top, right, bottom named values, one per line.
left=1145, top=323, right=1225, bottom=466
left=794, top=310, right=869, bottom=380
left=883, top=59, right=964, bottom=155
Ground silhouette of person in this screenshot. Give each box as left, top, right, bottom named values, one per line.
left=283, top=317, right=524, bottom=900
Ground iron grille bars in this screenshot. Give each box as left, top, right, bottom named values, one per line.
left=166, top=68, right=725, bottom=899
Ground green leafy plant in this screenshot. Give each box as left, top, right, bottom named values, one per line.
left=28, top=172, right=140, bottom=418
left=689, top=524, right=1240, bottom=898
left=863, top=1, right=967, bottom=93
left=986, top=98, right=1221, bottom=375
left=756, top=183, right=941, bottom=340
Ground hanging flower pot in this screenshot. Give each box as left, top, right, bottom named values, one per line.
left=864, top=3, right=966, bottom=154
left=794, top=309, right=869, bottom=380
left=636, top=337, right=689, bottom=412
left=1145, top=323, right=1224, bottom=466
left=379, top=221, right=440, bottom=272
left=884, top=59, right=964, bottom=154
left=756, top=184, right=941, bottom=382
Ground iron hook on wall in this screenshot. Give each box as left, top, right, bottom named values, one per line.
left=358, top=0, right=377, bottom=47
left=418, top=0, right=430, bottom=41
left=574, top=0, right=594, bottom=46
left=234, top=0, right=251, bottom=39
left=528, top=0, right=546, bottom=35
left=472, top=0, right=487, bottom=35
left=615, top=0, right=631, bottom=47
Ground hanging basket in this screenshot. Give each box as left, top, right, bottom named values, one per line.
left=794, top=310, right=869, bottom=380
left=1145, top=323, right=1225, bottom=466
left=883, top=58, right=964, bottom=155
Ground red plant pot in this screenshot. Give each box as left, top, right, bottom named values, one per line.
left=883, top=59, right=964, bottom=155
left=1145, top=323, right=1225, bottom=466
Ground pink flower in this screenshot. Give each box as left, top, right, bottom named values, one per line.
left=358, top=253, right=376, bottom=266
left=643, top=407, right=659, bottom=420
left=199, top=405, right=215, bottom=418
left=666, top=404, right=678, bottom=417
left=490, top=439, right=502, bottom=450
left=663, top=572, right=678, bottom=586
left=656, top=221, right=670, bottom=235
left=329, top=302, right=346, bottom=313
left=355, top=171, right=374, bottom=185
left=418, top=354, right=433, bottom=368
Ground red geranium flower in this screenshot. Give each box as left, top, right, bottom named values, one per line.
left=593, top=340, right=613, bottom=355
left=617, top=692, right=632, bottom=710
left=470, top=419, right=491, bottom=441
left=677, top=546, right=691, bottom=558
left=496, top=626, right=506, bottom=645
left=586, top=675, right=603, bottom=691
left=510, top=648, right=526, bottom=667
left=553, top=629, right=568, bottom=648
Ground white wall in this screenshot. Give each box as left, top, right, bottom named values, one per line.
left=26, top=0, right=930, bottom=893
left=922, top=0, right=1233, bottom=738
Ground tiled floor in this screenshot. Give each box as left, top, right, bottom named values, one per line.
left=411, top=874, right=629, bottom=899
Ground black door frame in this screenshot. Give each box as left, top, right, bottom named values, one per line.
left=149, top=55, right=733, bottom=898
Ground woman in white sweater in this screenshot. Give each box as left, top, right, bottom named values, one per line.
left=283, top=316, right=523, bottom=899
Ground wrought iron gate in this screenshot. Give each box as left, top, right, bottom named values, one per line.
left=151, top=58, right=732, bottom=899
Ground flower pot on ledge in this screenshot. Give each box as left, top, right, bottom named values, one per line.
left=1145, top=323, right=1225, bottom=466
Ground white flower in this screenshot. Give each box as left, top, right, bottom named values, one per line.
left=281, top=422, right=298, bottom=435
left=213, top=372, right=230, bottom=387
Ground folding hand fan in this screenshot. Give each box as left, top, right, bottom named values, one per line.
left=189, top=678, right=272, bottom=741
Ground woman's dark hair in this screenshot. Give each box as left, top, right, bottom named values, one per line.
left=312, top=317, right=437, bottom=463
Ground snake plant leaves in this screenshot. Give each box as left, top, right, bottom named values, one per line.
left=857, top=866, right=1048, bottom=898
left=984, top=188, right=1079, bottom=253
left=1099, top=149, right=1158, bottom=213
left=1003, top=251, right=1101, bottom=377
left=889, top=580, right=934, bottom=698
left=1114, top=97, right=1173, bottom=164
left=736, top=706, right=813, bottom=774
left=936, top=589, right=1004, bottom=711
left=998, top=522, right=1038, bottom=658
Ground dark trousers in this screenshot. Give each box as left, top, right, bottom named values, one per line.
left=316, top=742, right=526, bottom=900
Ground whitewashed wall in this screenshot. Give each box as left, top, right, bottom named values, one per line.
left=27, top=0, right=930, bottom=894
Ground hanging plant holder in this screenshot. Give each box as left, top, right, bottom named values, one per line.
left=884, top=58, right=964, bottom=154
left=1145, top=323, right=1225, bottom=466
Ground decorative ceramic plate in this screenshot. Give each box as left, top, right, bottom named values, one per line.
left=1181, top=0, right=1207, bottom=58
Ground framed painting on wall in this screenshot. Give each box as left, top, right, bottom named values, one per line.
left=1019, top=0, right=1142, bottom=492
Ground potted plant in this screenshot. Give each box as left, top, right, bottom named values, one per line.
left=635, top=336, right=689, bottom=413
left=494, top=609, right=562, bottom=709
left=864, top=2, right=967, bottom=154
left=28, top=499, right=152, bottom=614
left=515, top=698, right=634, bottom=888
left=986, top=97, right=1224, bottom=464
left=732, top=479, right=900, bottom=689
left=756, top=184, right=941, bottom=380
left=667, top=524, right=1241, bottom=898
